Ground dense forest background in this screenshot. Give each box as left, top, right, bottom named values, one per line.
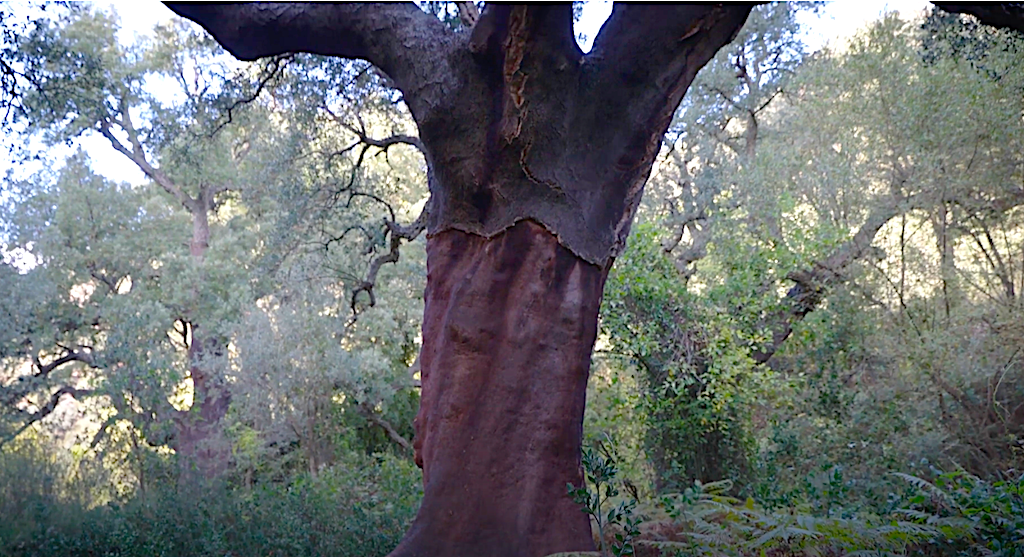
left=2, top=3, right=1024, bottom=556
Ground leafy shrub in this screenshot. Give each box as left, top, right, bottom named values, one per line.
left=644, top=478, right=952, bottom=557
left=569, top=436, right=646, bottom=557
left=0, top=451, right=422, bottom=557
left=613, top=470, right=1023, bottom=557
left=601, top=224, right=761, bottom=492
left=895, top=470, right=1024, bottom=556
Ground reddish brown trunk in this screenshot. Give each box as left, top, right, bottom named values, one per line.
left=175, top=332, right=232, bottom=480
left=175, top=205, right=231, bottom=480
left=390, top=220, right=607, bottom=557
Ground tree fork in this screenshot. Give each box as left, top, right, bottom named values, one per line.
left=167, top=3, right=754, bottom=555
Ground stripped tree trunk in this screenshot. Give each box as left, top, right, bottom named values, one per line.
left=402, top=221, right=605, bottom=555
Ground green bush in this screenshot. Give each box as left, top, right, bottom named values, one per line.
left=895, top=470, right=1024, bottom=556
left=633, top=471, right=1021, bottom=557
left=0, top=451, right=422, bottom=557
left=601, top=224, right=761, bottom=493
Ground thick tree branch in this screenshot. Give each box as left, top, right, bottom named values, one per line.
left=356, top=133, right=424, bottom=154
left=662, top=185, right=715, bottom=282
left=164, top=3, right=455, bottom=119
left=98, top=119, right=195, bottom=211
left=554, top=4, right=752, bottom=262
left=350, top=204, right=429, bottom=316
left=87, top=415, right=119, bottom=451
left=357, top=402, right=413, bottom=452
left=671, top=221, right=713, bottom=282
left=586, top=4, right=753, bottom=141
left=339, top=118, right=425, bottom=155
left=752, top=192, right=928, bottom=363
left=101, top=111, right=234, bottom=214
left=0, top=386, right=92, bottom=448
left=33, top=348, right=94, bottom=378
left=934, top=3, right=1024, bottom=34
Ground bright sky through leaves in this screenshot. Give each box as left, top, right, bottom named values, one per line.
left=6, top=0, right=931, bottom=189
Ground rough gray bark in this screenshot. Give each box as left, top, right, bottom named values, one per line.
left=167, top=3, right=752, bottom=555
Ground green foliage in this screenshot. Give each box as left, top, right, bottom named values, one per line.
left=895, top=471, right=1024, bottom=556
left=2, top=3, right=426, bottom=481
left=602, top=224, right=764, bottom=491
left=604, top=2, right=1024, bottom=513
left=0, top=436, right=110, bottom=550
left=651, top=476, right=961, bottom=557
left=13, top=6, right=134, bottom=143
left=0, top=446, right=422, bottom=557
left=600, top=3, right=831, bottom=495
left=559, top=470, right=1023, bottom=557
left=568, top=436, right=646, bottom=557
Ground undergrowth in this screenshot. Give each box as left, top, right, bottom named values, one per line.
left=4, top=436, right=1023, bottom=557
left=0, top=450, right=422, bottom=557
left=635, top=471, right=1024, bottom=557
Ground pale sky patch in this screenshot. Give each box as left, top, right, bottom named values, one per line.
left=5, top=1, right=935, bottom=189
left=798, top=0, right=931, bottom=52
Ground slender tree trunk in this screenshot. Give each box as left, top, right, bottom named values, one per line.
left=932, top=203, right=959, bottom=320
left=394, top=221, right=606, bottom=556
left=175, top=203, right=232, bottom=480
left=98, top=107, right=235, bottom=480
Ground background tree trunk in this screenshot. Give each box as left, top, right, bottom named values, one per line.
left=175, top=332, right=231, bottom=480
left=174, top=198, right=231, bottom=480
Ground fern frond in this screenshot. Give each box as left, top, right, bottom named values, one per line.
left=892, top=508, right=934, bottom=521
left=891, top=472, right=960, bottom=510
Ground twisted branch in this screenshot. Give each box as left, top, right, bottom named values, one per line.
left=349, top=204, right=428, bottom=317
left=0, top=386, right=93, bottom=449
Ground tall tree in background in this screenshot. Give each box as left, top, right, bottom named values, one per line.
left=604, top=5, right=1024, bottom=493
left=602, top=3, right=808, bottom=490
left=167, top=4, right=753, bottom=556
left=4, top=8, right=296, bottom=478
left=162, top=2, right=1024, bottom=556
left=2, top=5, right=433, bottom=488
